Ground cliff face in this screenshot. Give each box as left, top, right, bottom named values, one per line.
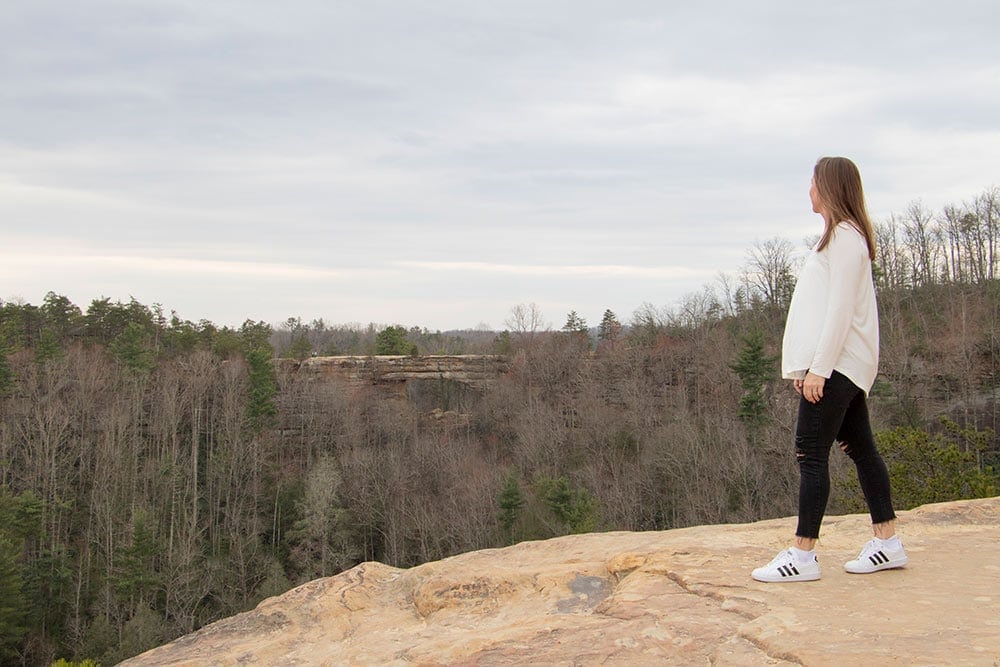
left=275, top=354, right=512, bottom=412
left=277, top=355, right=511, bottom=390
left=124, top=497, right=1000, bottom=666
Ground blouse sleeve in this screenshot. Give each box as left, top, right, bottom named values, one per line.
left=809, top=227, right=867, bottom=378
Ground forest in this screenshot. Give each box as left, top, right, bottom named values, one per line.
left=1, top=186, right=998, bottom=666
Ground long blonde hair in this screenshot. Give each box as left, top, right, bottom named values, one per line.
left=813, top=156, right=876, bottom=260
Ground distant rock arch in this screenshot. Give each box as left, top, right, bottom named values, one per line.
left=276, top=355, right=512, bottom=410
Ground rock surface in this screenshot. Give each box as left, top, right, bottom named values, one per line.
left=279, top=355, right=511, bottom=390
left=124, top=497, right=1000, bottom=666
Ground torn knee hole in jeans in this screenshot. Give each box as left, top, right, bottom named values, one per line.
left=795, top=448, right=806, bottom=462
left=839, top=440, right=852, bottom=455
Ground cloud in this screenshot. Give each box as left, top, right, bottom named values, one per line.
left=396, top=261, right=710, bottom=280
left=0, top=252, right=362, bottom=281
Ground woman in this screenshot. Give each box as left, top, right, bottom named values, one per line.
left=751, top=156, right=908, bottom=583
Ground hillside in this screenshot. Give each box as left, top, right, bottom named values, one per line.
left=124, top=496, right=1000, bottom=666
left=2, top=271, right=997, bottom=663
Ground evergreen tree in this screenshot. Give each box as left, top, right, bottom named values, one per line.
left=873, top=419, right=996, bottom=510
left=84, top=297, right=154, bottom=346
left=112, top=511, right=162, bottom=608
left=0, top=342, right=14, bottom=395
left=730, top=331, right=776, bottom=428
left=40, top=292, right=83, bottom=342
left=497, top=473, right=525, bottom=544
left=22, top=544, right=73, bottom=648
left=0, top=492, right=42, bottom=661
left=238, top=319, right=274, bottom=354
left=562, top=311, right=591, bottom=351
left=375, top=325, right=415, bottom=355
left=562, top=311, right=588, bottom=334
left=212, top=327, right=246, bottom=358
left=597, top=309, right=622, bottom=342
left=246, top=348, right=278, bottom=433
left=492, top=331, right=513, bottom=355
left=534, top=475, right=600, bottom=535
left=34, top=328, right=64, bottom=365
left=287, top=334, right=313, bottom=360
left=110, top=322, right=155, bottom=374
left=162, top=312, right=202, bottom=355
left=0, top=536, right=28, bottom=662
left=0, top=300, right=43, bottom=349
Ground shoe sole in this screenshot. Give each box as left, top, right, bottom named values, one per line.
left=752, top=571, right=821, bottom=583
left=844, top=555, right=909, bottom=574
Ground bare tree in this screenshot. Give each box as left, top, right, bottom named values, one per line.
left=504, top=303, right=549, bottom=343
left=874, top=215, right=907, bottom=289
left=972, top=187, right=999, bottom=282
left=942, top=204, right=968, bottom=284
left=741, top=237, right=796, bottom=309
left=668, top=286, right=722, bottom=329
left=903, top=201, right=940, bottom=286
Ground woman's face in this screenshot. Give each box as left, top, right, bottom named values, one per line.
left=809, top=177, right=824, bottom=215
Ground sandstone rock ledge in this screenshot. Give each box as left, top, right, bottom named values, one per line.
left=124, top=497, right=1000, bottom=666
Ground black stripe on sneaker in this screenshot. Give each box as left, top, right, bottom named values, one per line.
left=868, top=551, right=888, bottom=565
left=776, top=564, right=802, bottom=577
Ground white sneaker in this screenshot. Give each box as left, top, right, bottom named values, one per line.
left=844, top=538, right=908, bottom=574
left=752, top=548, right=821, bottom=583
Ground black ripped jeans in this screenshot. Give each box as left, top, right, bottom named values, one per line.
left=795, top=370, right=896, bottom=539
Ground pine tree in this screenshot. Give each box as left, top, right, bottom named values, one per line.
left=40, top=292, right=83, bottom=342
left=34, top=328, right=64, bottom=365
left=237, top=319, right=274, bottom=354
left=562, top=311, right=587, bottom=334
left=730, top=332, right=777, bottom=428
left=111, top=322, right=155, bottom=374
left=287, top=334, right=313, bottom=361
left=562, top=311, right=591, bottom=351
left=0, top=342, right=14, bottom=395
left=871, top=419, right=996, bottom=510
left=246, top=348, right=278, bottom=433
left=0, top=491, right=42, bottom=662
left=375, top=326, right=413, bottom=355
left=534, top=475, right=599, bottom=535
left=597, top=309, right=622, bottom=342
left=497, top=473, right=525, bottom=544
left=0, top=537, right=28, bottom=662
left=112, top=511, right=162, bottom=608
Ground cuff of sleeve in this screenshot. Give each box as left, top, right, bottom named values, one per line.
left=809, top=365, right=833, bottom=379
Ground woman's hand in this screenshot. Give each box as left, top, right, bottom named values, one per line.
left=801, top=371, right=825, bottom=403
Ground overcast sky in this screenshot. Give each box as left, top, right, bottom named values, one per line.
left=2, top=1, right=998, bottom=331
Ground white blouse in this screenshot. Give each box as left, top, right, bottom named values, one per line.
left=781, top=221, right=879, bottom=394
